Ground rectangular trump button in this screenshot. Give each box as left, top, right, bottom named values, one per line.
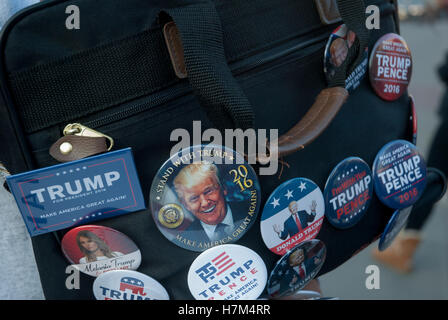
left=6, top=148, right=145, bottom=236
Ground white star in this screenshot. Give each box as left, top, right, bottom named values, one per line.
left=285, top=190, right=293, bottom=199
left=299, top=182, right=307, bottom=192
left=271, top=197, right=280, bottom=208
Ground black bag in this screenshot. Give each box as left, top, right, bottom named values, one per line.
left=0, top=0, right=445, bottom=299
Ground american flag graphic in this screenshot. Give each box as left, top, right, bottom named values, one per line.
left=195, top=251, right=236, bottom=283
left=212, top=252, right=235, bottom=276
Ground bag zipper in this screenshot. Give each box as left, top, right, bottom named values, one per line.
left=84, top=33, right=329, bottom=129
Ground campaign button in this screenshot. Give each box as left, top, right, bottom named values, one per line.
left=93, top=270, right=169, bottom=300
left=273, top=290, right=321, bottom=300
left=267, top=240, right=326, bottom=299
left=369, top=33, right=412, bottom=101
left=373, top=140, right=426, bottom=209
left=324, top=24, right=368, bottom=93
left=409, top=95, right=418, bottom=145
left=150, top=145, right=261, bottom=252
left=378, top=206, right=413, bottom=251
left=260, top=178, right=325, bottom=256
left=324, top=157, right=373, bottom=229
left=61, top=225, right=142, bottom=277
left=187, top=244, right=267, bottom=300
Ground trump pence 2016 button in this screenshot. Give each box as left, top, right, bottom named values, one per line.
left=61, top=225, right=142, bottom=277
left=150, top=145, right=261, bottom=252
left=369, top=33, right=412, bottom=101
left=260, top=178, right=325, bottom=256
left=93, top=270, right=169, bottom=300
left=324, top=157, right=373, bottom=229
left=373, top=140, right=426, bottom=209
left=187, top=244, right=267, bottom=300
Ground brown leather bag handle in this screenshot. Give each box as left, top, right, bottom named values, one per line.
left=162, top=0, right=367, bottom=158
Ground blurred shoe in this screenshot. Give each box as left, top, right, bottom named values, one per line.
left=372, top=231, right=421, bottom=273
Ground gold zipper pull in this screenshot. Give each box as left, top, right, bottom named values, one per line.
left=63, top=123, right=114, bottom=151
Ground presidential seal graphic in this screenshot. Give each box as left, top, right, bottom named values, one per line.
left=150, top=145, right=261, bottom=252
left=158, top=203, right=184, bottom=229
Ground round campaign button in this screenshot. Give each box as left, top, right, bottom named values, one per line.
left=260, top=178, right=325, bottom=256
left=61, top=225, right=141, bottom=277
left=378, top=206, right=413, bottom=251
left=369, top=33, right=412, bottom=101
left=187, top=244, right=267, bottom=300
left=409, top=95, right=418, bottom=145
left=267, top=240, right=326, bottom=299
left=150, top=145, right=261, bottom=252
left=93, top=270, right=169, bottom=300
left=324, top=24, right=368, bottom=92
left=273, top=290, right=321, bottom=300
left=324, top=157, right=373, bottom=229
left=373, top=140, right=426, bottom=209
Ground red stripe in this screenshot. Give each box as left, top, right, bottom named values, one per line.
left=212, top=252, right=226, bottom=262
left=216, top=262, right=236, bottom=276
left=216, top=258, right=233, bottom=269
left=214, top=255, right=230, bottom=267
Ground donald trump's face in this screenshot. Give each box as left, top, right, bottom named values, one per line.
left=174, top=164, right=228, bottom=226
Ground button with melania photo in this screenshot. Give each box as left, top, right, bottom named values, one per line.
left=61, top=225, right=141, bottom=277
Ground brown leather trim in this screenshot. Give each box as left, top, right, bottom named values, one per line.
left=49, top=135, right=108, bottom=162
left=275, top=87, right=348, bottom=157
left=163, top=21, right=187, bottom=79
left=314, top=0, right=341, bottom=25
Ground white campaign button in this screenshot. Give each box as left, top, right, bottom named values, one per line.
left=93, top=270, right=169, bottom=300
left=187, top=244, right=267, bottom=300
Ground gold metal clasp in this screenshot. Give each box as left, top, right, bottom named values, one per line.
left=63, top=123, right=114, bottom=151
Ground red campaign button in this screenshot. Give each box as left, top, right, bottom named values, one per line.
left=369, top=33, right=412, bottom=101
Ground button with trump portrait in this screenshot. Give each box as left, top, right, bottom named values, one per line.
left=369, top=33, right=412, bottom=101
left=150, top=145, right=261, bottom=252
left=373, top=140, right=426, bottom=209
left=324, top=157, right=373, bottom=229
left=324, top=24, right=368, bottom=93
left=260, top=178, right=325, bottom=256
left=93, top=270, right=169, bottom=300
left=267, top=239, right=326, bottom=299
left=61, top=225, right=141, bottom=277
left=187, top=244, right=267, bottom=300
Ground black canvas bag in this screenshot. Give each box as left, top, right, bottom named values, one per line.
left=0, top=0, right=445, bottom=299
